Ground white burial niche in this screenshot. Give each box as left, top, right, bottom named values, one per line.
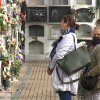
left=50, top=25, right=61, bottom=39
left=76, top=24, right=92, bottom=39
left=27, top=0, right=44, bottom=5
left=52, top=0, right=68, bottom=5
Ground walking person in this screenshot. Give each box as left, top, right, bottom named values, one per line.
left=47, top=15, right=79, bottom=100
left=77, top=26, right=100, bottom=100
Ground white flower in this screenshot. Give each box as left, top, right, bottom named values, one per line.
left=3, top=21, right=7, bottom=26
left=40, top=13, right=43, bottom=16
left=7, top=39, right=11, bottom=43
left=36, top=14, right=38, bottom=16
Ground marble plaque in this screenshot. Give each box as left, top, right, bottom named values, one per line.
left=49, top=6, right=70, bottom=22
left=29, top=25, right=44, bottom=36
left=26, top=7, right=47, bottom=22
left=76, top=24, right=92, bottom=38
left=50, top=25, right=61, bottom=39
left=28, top=0, right=44, bottom=5
left=77, top=0, right=92, bottom=5
left=52, top=0, right=68, bottom=5
left=29, top=41, right=44, bottom=54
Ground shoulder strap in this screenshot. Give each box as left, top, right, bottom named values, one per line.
left=71, top=34, right=76, bottom=50
left=56, top=67, right=79, bottom=84
left=90, top=43, right=100, bottom=56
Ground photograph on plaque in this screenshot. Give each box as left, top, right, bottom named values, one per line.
left=26, top=7, right=47, bottom=22
left=49, top=6, right=71, bottom=22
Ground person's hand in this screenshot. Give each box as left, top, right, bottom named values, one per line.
left=47, top=67, right=53, bottom=75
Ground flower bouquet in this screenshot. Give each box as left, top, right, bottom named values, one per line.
left=11, top=53, right=23, bottom=77
left=70, top=9, right=78, bottom=16
left=18, top=12, right=26, bottom=22
left=34, top=13, right=44, bottom=21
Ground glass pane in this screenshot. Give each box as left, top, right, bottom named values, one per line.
left=77, top=0, right=92, bottom=5
left=75, top=8, right=95, bottom=22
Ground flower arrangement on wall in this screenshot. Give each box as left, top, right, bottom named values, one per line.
left=0, top=0, right=25, bottom=90
left=70, top=9, right=78, bottom=16
left=34, top=13, right=44, bottom=21
left=88, top=7, right=98, bottom=14
left=18, top=12, right=26, bottom=22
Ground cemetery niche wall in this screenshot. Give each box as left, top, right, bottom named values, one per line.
left=49, top=6, right=71, bottom=22
left=26, top=7, right=47, bottom=22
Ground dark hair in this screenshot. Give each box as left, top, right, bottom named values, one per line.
left=63, top=15, right=79, bottom=30
left=96, top=19, right=100, bottom=26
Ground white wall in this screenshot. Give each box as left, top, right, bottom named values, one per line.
left=25, top=0, right=98, bottom=61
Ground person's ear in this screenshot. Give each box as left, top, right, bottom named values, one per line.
left=64, top=22, right=68, bottom=28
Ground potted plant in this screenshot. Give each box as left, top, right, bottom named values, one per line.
left=11, top=59, right=20, bottom=81
left=11, top=53, right=23, bottom=81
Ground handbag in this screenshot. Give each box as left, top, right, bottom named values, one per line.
left=56, top=34, right=91, bottom=75
left=80, top=44, right=100, bottom=91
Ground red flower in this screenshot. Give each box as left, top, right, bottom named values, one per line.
left=2, top=62, right=5, bottom=66
left=11, top=62, right=13, bottom=65
left=20, top=18, right=22, bottom=22
left=8, top=17, right=10, bottom=21
left=6, top=61, right=9, bottom=64
left=91, top=45, right=94, bottom=47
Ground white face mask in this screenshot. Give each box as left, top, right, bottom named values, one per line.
left=60, top=28, right=65, bottom=34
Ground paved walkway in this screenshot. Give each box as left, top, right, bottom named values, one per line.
left=7, top=61, right=77, bottom=100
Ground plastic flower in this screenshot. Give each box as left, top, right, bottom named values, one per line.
left=19, top=30, right=25, bottom=41
left=11, top=38, right=16, bottom=45
left=11, top=62, right=13, bottom=65
left=3, top=68, right=11, bottom=80
left=70, top=9, right=78, bottom=16
left=16, top=54, right=20, bottom=59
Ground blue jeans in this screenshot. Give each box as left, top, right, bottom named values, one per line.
left=57, top=91, right=71, bottom=100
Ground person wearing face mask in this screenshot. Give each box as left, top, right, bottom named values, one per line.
left=77, top=26, right=100, bottom=100
left=47, top=15, right=79, bottom=100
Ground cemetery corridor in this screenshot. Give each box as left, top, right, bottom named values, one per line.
left=7, top=61, right=78, bottom=100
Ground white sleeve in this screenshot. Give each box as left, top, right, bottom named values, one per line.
left=49, top=34, right=74, bottom=70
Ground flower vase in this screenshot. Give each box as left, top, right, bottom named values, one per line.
left=3, top=80, right=11, bottom=88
